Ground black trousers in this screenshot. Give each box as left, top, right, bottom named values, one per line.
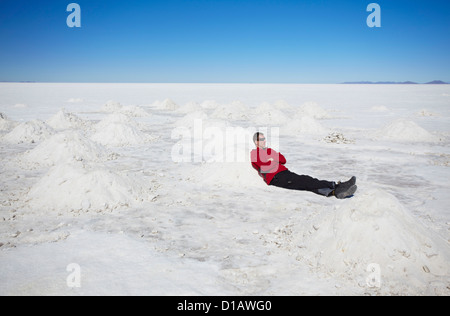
left=270, top=170, right=336, bottom=197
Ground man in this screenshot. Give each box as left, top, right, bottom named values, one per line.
left=250, top=132, right=357, bottom=199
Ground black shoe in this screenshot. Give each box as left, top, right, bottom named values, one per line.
left=335, top=184, right=357, bottom=199
left=334, top=176, right=357, bottom=199
left=339, top=176, right=356, bottom=187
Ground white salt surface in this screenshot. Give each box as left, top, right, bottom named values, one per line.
left=0, top=83, right=449, bottom=296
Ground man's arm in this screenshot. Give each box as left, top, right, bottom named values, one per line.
left=278, top=152, right=287, bottom=165
left=251, top=150, right=266, bottom=181
left=251, top=149, right=283, bottom=172
left=251, top=150, right=261, bottom=171
left=252, top=149, right=275, bottom=167
left=269, top=149, right=287, bottom=165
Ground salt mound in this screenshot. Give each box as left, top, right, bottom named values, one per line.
left=172, top=112, right=232, bottom=142
left=26, top=162, right=153, bottom=212
left=177, top=101, right=203, bottom=114
left=253, top=109, right=288, bottom=126
left=373, top=119, right=439, bottom=143
left=273, top=100, right=293, bottom=111
left=177, top=100, right=224, bottom=114
left=0, top=113, right=16, bottom=132
left=205, top=162, right=261, bottom=188
left=282, top=116, right=327, bottom=136
left=46, top=109, right=92, bottom=131
left=252, top=102, right=289, bottom=126
left=2, top=120, right=54, bottom=144
left=101, top=100, right=123, bottom=112
left=173, top=124, right=258, bottom=185
left=172, top=124, right=250, bottom=164
left=95, top=112, right=149, bottom=131
left=96, top=112, right=132, bottom=126
left=174, top=111, right=209, bottom=129
left=100, top=100, right=150, bottom=117
left=21, top=131, right=116, bottom=167
left=254, top=102, right=274, bottom=114
left=181, top=127, right=263, bottom=188
left=300, top=189, right=450, bottom=294
left=120, top=105, right=150, bottom=117
left=91, top=116, right=153, bottom=147
left=211, top=101, right=250, bottom=121
left=188, top=161, right=262, bottom=189
left=152, top=99, right=179, bottom=111
left=297, top=102, right=330, bottom=119
left=200, top=100, right=220, bottom=110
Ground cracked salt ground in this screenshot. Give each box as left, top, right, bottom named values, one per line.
left=0, top=83, right=449, bottom=295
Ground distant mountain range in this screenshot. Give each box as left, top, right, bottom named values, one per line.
left=342, top=80, right=448, bottom=84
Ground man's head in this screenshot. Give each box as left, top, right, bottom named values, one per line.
left=253, top=132, right=266, bottom=149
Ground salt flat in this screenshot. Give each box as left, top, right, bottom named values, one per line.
left=0, top=83, right=449, bottom=295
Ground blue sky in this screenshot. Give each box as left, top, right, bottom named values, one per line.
left=0, top=0, right=449, bottom=83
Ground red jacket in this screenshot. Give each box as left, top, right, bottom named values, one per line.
left=251, top=147, right=288, bottom=185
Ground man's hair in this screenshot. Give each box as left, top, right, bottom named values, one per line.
left=253, top=132, right=264, bottom=144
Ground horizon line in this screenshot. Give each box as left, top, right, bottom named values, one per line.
left=0, top=81, right=448, bottom=85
